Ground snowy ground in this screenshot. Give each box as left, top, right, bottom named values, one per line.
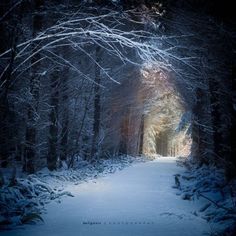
left=0, top=155, right=146, bottom=228
left=1, top=156, right=229, bottom=236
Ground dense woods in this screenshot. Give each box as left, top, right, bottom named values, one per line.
left=0, top=0, right=235, bottom=234
left=0, top=0, right=235, bottom=176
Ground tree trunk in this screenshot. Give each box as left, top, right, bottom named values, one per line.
left=47, top=69, right=59, bottom=171
left=90, top=46, right=101, bottom=160
left=208, top=78, right=222, bottom=160
left=191, top=87, right=208, bottom=164
left=0, top=36, right=16, bottom=167
left=138, top=114, right=145, bottom=155
left=60, top=69, right=69, bottom=162
left=23, top=0, right=44, bottom=173
left=229, top=63, right=236, bottom=177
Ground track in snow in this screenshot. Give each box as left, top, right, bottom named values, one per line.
left=2, top=157, right=211, bottom=236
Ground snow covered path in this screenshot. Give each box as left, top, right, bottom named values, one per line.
left=2, top=157, right=211, bottom=236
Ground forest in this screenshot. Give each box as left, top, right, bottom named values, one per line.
left=0, top=0, right=235, bottom=235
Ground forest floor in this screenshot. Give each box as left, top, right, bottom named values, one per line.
left=1, top=156, right=234, bottom=236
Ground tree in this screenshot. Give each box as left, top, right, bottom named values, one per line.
left=23, top=0, right=44, bottom=173
left=47, top=68, right=59, bottom=170
left=59, top=67, right=69, bottom=163
left=91, top=46, right=101, bottom=160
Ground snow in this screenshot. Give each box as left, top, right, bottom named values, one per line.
left=1, top=156, right=218, bottom=236
left=176, top=158, right=236, bottom=232
left=0, top=155, right=147, bottom=228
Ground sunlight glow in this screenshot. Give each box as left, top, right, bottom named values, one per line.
left=140, top=64, right=192, bottom=157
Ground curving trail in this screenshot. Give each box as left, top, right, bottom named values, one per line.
left=2, top=157, right=211, bottom=236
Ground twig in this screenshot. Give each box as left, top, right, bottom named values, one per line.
left=198, top=192, right=236, bottom=214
